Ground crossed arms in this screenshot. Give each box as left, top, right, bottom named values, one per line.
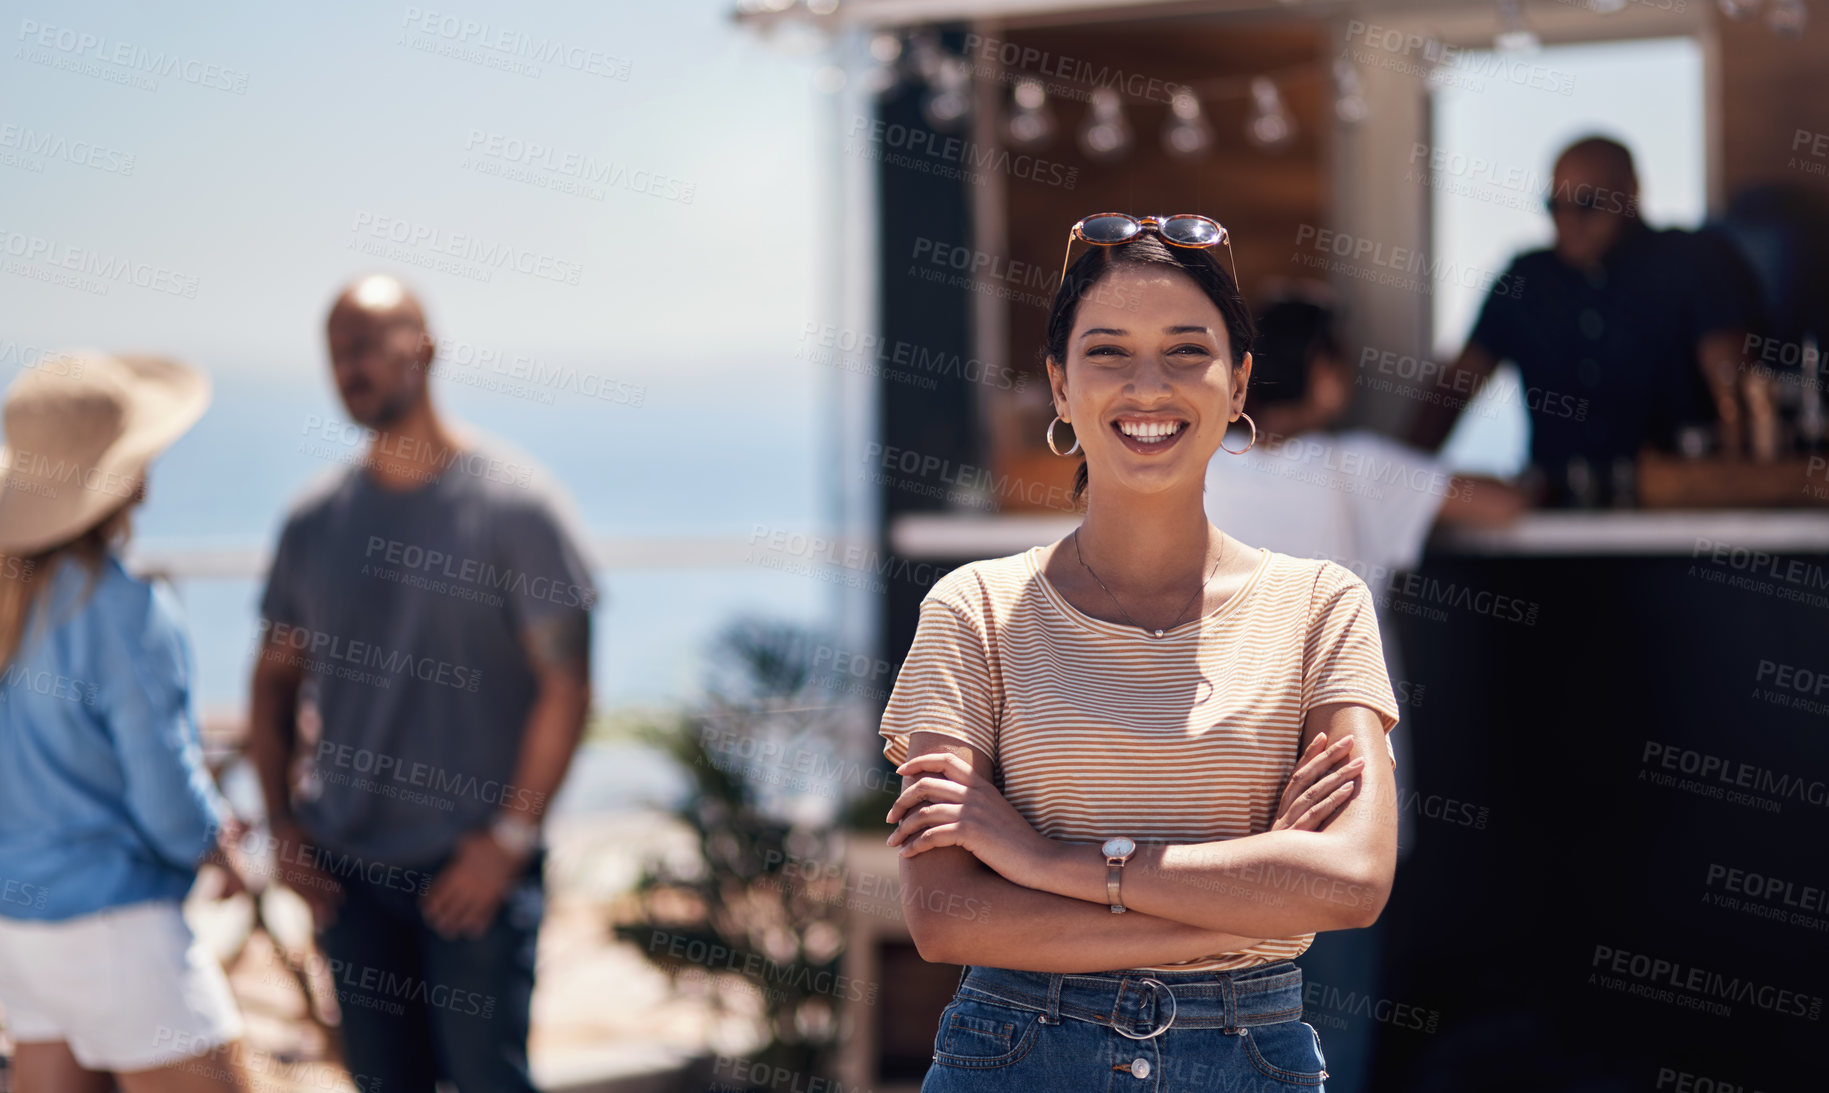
left=885, top=702, right=1397, bottom=973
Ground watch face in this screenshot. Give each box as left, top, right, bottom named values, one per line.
left=1102, top=837, right=1135, bottom=858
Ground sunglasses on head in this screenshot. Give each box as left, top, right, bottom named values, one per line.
left=1060, top=212, right=1238, bottom=288
left=1544, top=192, right=1615, bottom=217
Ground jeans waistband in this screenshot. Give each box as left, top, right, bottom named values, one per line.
left=957, top=962, right=1304, bottom=1038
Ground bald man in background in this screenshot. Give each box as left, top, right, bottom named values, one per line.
left=248, top=275, right=597, bottom=1090
left=1410, top=135, right=1771, bottom=503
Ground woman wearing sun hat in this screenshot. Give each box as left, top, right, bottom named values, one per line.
left=0, top=349, right=251, bottom=1092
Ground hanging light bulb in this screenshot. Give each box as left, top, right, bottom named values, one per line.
left=861, top=32, right=904, bottom=95
left=907, top=29, right=945, bottom=81
left=1006, top=78, right=1056, bottom=149
left=1766, top=0, right=1807, bottom=35
left=1333, top=57, right=1368, bottom=125
left=1716, top=0, right=1762, bottom=18
left=1078, top=88, right=1133, bottom=161
left=1246, top=77, right=1295, bottom=151
left=922, top=53, right=973, bottom=131
left=1162, top=87, right=1213, bottom=159
left=1494, top=0, right=1540, bottom=52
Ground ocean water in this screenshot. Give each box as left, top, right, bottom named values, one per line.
left=119, top=362, right=834, bottom=811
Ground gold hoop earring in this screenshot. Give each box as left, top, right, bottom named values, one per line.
left=1219, top=412, right=1256, bottom=455
left=1046, top=415, right=1081, bottom=456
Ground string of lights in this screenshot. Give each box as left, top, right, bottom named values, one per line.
left=826, top=0, right=1807, bottom=159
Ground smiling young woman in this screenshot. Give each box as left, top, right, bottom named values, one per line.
left=877, top=219, right=1402, bottom=1092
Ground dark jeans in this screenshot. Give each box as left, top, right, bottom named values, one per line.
left=317, top=846, right=545, bottom=1093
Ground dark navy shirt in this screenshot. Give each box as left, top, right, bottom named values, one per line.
left=1467, top=219, right=1764, bottom=472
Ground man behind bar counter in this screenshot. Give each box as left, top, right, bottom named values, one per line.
left=1410, top=135, right=1771, bottom=504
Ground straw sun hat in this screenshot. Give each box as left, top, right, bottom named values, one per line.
left=0, top=349, right=210, bottom=554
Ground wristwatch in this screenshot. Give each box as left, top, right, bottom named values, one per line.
left=1102, top=837, right=1137, bottom=913
left=488, top=813, right=541, bottom=859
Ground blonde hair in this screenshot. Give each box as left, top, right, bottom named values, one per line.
left=0, top=503, right=136, bottom=671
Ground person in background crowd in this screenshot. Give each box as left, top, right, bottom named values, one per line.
left=247, top=274, right=598, bottom=1092
left=0, top=350, right=251, bottom=1092
left=1203, top=294, right=1526, bottom=1092
left=1409, top=134, right=1771, bottom=503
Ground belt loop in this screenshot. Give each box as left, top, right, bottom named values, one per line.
left=1043, top=973, right=1064, bottom=1024
left=1222, top=972, right=1238, bottom=1033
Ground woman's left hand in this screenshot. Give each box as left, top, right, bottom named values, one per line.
left=887, top=750, right=1057, bottom=888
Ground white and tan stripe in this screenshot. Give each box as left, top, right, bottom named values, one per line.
left=880, top=545, right=1399, bottom=972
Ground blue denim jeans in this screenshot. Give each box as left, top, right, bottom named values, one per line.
left=316, top=846, right=545, bottom=1092
left=921, top=961, right=1328, bottom=1093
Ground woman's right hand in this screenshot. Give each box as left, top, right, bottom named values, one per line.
left=1270, top=731, right=1365, bottom=833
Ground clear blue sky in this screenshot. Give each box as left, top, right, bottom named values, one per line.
left=2, top=0, right=828, bottom=376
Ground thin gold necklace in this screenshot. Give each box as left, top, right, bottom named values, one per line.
left=1070, top=528, right=1227, bottom=638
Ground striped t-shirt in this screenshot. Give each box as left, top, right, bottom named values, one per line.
left=878, top=543, right=1400, bottom=972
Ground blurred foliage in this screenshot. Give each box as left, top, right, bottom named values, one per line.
left=609, top=616, right=897, bottom=1091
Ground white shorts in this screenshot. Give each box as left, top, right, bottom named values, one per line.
left=0, top=899, right=244, bottom=1072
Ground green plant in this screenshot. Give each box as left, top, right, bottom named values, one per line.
left=612, top=617, right=890, bottom=1091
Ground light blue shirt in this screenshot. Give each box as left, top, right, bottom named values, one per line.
left=0, top=552, right=227, bottom=920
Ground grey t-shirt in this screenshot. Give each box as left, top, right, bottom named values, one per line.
left=259, top=432, right=597, bottom=867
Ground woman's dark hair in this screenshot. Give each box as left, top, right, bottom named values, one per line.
left=1245, top=299, right=1340, bottom=413
left=1042, top=233, right=1256, bottom=504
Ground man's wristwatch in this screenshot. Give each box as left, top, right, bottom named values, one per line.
left=1101, top=837, right=1137, bottom=913
left=488, top=813, right=541, bottom=859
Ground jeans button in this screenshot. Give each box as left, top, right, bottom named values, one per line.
left=1131, top=1057, right=1151, bottom=1079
